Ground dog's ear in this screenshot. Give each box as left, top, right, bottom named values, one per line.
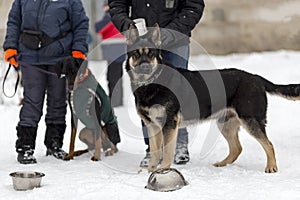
left=74, top=58, right=88, bottom=75
left=150, top=23, right=161, bottom=47
left=126, top=24, right=139, bottom=45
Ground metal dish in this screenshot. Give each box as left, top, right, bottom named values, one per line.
left=10, top=171, right=45, bottom=191
left=145, top=168, right=188, bottom=192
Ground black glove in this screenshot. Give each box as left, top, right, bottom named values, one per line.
left=54, top=57, right=88, bottom=78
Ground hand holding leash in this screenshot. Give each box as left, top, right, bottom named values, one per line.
left=4, top=49, right=19, bottom=67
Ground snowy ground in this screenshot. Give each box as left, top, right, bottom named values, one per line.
left=0, top=51, right=300, bottom=199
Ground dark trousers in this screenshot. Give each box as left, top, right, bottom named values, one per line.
left=19, top=64, right=67, bottom=127
left=107, top=61, right=123, bottom=107
left=16, top=64, right=67, bottom=151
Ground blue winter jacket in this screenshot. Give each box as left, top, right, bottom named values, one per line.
left=3, top=0, right=89, bottom=65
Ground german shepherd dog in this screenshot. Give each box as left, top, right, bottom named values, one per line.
left=126, top=24, right=300, bottom=173
left=55, top=57, right=120, bottom=161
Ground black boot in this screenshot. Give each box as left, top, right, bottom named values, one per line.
left=17, top=149, right=37, bottom=164
left=46, top=147, right=67, bottom=159
left=44, top=124, right=67, bottom=160
left=16, top=126, right=38, bottom=164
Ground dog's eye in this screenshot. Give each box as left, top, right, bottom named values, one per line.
left=132, top=52, right=140, bottom=59
left=148, top=51, right=155, bottom=59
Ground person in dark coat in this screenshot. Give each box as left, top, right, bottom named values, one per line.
left=108, top=0, right=205, bottom=166
left=3, top=0, right=89, bottom=164
left=95, top=3, right=126, bottom=107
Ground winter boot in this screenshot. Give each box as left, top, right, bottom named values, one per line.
left=44, top=124, right=67, bottom=160
left=46, top=146, right=67, bottom=159
left=16, top=126, right=38, bottom=164
left=139, top=150, right=151, bottom=168
left=17, top=148, right=37, bottom=164
left=174, top=143, right=190, bottom=165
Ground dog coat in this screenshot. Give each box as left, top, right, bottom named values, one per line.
left=72, top=71, right=117, bottom=130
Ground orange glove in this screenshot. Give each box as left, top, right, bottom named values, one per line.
left=4, top=49, right=18, bottom=67
left=72, top=51, right=86, bottom=60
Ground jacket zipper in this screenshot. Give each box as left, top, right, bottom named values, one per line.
left=36, top=0, right=50, bottom=63
left=36, top=0, right=42, bottom=63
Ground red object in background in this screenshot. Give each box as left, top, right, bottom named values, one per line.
left=98, top=21, right=124, bottom=40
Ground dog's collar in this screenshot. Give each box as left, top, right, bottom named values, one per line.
left=77, top=68, right=89, bottom=83
left=131, top=68, right=163, bottom=88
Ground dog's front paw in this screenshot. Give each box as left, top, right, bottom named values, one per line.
left=213, top=161, right=227, bottom=167
left=147, top=165, right=158, bottom=172
left=104, top=149, right=114, bottom=157
left=265, top=165, right=278, bottom=173
left=91, top=156, right=101, bottom=161
left=147, top=157, right=160, bottom=172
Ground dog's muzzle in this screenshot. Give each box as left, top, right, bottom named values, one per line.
left=66, top=74, right=77, bottom=90
left=134, top=63, right=152, bottom=74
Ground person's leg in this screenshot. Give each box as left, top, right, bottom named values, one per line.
left=163, top=45, right=190, bottom=164
left=140, top=121, right=150, bottom=167
left=44, top=65, right=68, bottom=159
left=163, top=45, right=190, bottom=69
left=17, top=65, right=48, bottom=164
left=107, top=61, right=123, bottom=107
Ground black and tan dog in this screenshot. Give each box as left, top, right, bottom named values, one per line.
left=55, top=57, right=120, bottom=161
left=126, top=24, right=300, bottom=173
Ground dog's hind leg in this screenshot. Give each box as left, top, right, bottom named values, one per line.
left=91, top=130, right=102, bottom=161
left=102, top=128, right=117, bottom=157
left=214, top=115, right=242, bottom=167
left=241, top=118, right=278, bottom=173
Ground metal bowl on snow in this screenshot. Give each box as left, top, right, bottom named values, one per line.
left=10, top=171, right=45, bottom=190
left=145, top=168, right=188, bottom=192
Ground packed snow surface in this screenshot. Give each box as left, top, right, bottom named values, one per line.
left=0, top=51, right=299, bottom=199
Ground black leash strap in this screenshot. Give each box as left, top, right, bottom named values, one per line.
left=2, top=64, right=20, bottom=98
left=17, top=60, right=57, bottom=76
left=2, top=58, right=60, bottom=98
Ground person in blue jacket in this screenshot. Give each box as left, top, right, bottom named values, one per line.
left=3, top=0, right=89, bottom=164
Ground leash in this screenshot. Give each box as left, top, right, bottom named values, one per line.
left=2, top=59, right=58, bottom=98
left=17, top=60, right=57, bottom=76
left=2, top=64, right=20, bottom=98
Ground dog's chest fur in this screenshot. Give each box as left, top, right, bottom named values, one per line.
left=131, top=66, right=214, bottom=128
left=133, top=83, right=180, bottom=129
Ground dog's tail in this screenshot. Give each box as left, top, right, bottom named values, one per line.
left=257, top=75, right=300, bottom=100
